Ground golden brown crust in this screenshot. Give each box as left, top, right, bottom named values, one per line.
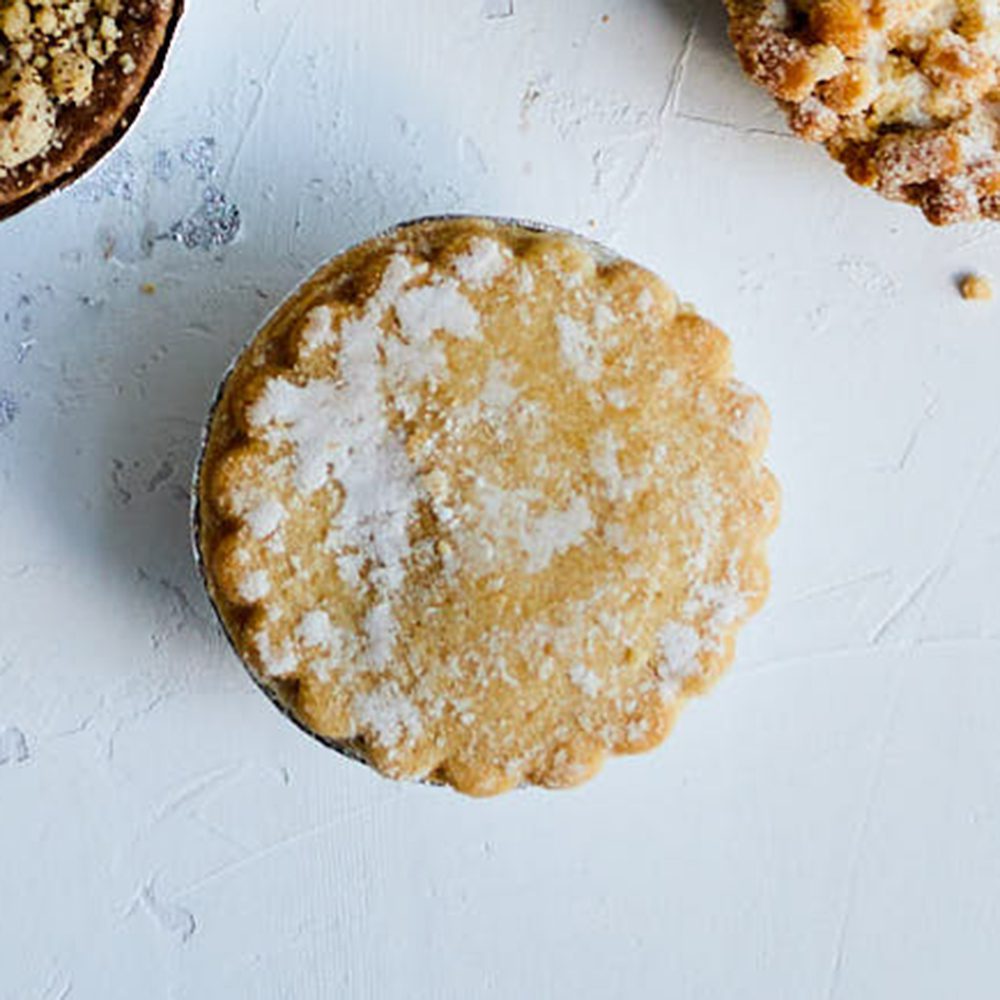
left=196, top=217, right=779, bottom=796
left=726, top=0, right=1000, bottom=224
left=0, top=0, right=182, bottom=219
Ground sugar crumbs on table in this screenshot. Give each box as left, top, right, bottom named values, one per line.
left=959, top=273, right=993, bottom=302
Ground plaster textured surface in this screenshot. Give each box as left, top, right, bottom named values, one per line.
left=2, top=3, right=999, bottom=998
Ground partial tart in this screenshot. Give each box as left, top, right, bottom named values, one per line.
left=0, top=0, right=183, bottom=220
left=195, top=216, right=779, bottom=796
left=726, top=0, right=1000, bottom=224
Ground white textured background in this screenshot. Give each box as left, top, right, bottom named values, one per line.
left=2, top=2, right=1000, bottom=997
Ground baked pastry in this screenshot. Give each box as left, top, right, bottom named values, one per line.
left=726, top=0, right=1000, bottom=224
left=0, top=0, right=183, bottom=220
left=195, top=216, right=779, bottom=796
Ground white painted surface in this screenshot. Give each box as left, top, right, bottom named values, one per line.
left=1, top=2, right=999, bottom=997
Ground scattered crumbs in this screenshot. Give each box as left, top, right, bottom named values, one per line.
left=0, top=727, right=29, bottom=765
left=959, top=273, right=993, bottom=302
left=140, top=282, right=157, bottom=296
left=0, top=390, right=18, bottom=430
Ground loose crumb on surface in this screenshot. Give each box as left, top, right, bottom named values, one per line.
left=959, top=274, right=993, bottom=303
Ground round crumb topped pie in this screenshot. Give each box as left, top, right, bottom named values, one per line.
left=726, top=0, right=1000, bottom=224
left=195, top=217, right=779, bottom=796
left=0, top=0, right=182, bottom=219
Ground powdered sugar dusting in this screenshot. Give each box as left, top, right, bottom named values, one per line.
left=299, top=305, right=336, bottom=355
left=452, top=237, right=511, bottom=289
left=590, top=430, right=640, bottom=502
left=354, top=683, right=423, bottom=752
left=238, top=570, right=271, bottom=603
left=474, top=481, right=595, bottom=574
left=256, top=632, right=297, bottom=678
left=249, top=379, right=346, bottom=494
left=556, top=314, right=602, bottom=383
left=297, top=610, right=337, bottom=649
left=246, top=499, right=286, bottom=540
left=363, top=603, right=398, bottom=670
left=593, top=301, right=618, bottom=333
left=395, top=280, right=480, bottom=343
left=570, top=664, right=602, bottom=697
left=727, top=382, right=767, bottom=445
left=477, top=359, right=520, bottom=426
left=655, top=622, right=702, bottom=688
left=689, top=568, right=749, bottom=638
left=685, top=474, right=724, bottom=580
left=247, top=254, right=480, bottom=670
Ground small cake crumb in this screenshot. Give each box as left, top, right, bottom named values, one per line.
left=959, top=274, right=993, bottom=303
left=140, top=282, right=157, bottom=296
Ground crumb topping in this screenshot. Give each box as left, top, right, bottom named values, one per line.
left=0, top=0, right=136, bottom=169
left=727, top=0, right=1000, bottom=223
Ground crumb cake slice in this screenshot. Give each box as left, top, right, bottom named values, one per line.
left=196, top=217, right=779, bottom=796
left=0, top=0, right=182, bottom=219
left=726, top=0, right=1000, bottom=224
